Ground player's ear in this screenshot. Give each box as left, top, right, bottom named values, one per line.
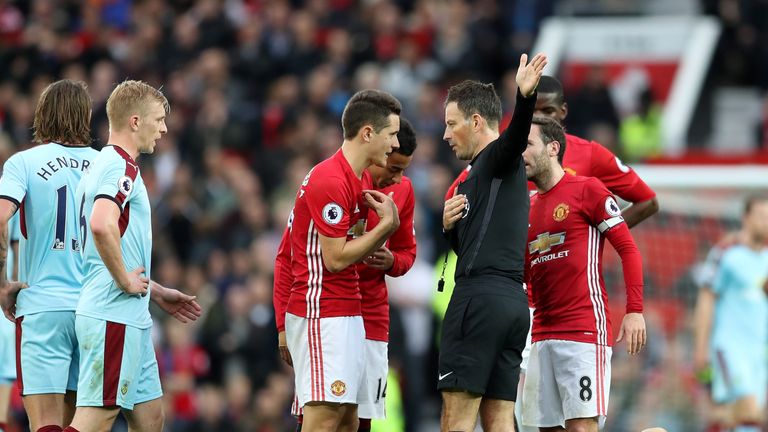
left=550, top=140, right=560, bottom=158
left=361, top=125, right=373, bottom=142
left=129, top=115, right=140, bottom=131
left=561, top=102, right=568, bottom=120
left=472, top=113, right=482, bottom=131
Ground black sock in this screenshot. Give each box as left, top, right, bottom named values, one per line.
left=358, top=418, right=371, bottom=432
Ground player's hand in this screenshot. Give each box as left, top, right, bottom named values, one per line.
left=151, top=282, right=202, bottom=323
left=278, top=331, right=293, bottom=367
left=616, top=312, right=646, bottom=355
left=120, top=267, right=150, bottom=296
left=516, top=53, right=547, bottom=98
left=364, top=190, right=400, bottom=232
left=443, top=194, right=467, bottom=231
left=363, top=247, right=394, bottom=271
left=0, top=281, right=29, bottom=322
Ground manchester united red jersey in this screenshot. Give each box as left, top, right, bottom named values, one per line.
left=286, top=150, right=371, bottom=319
left=561, top=134, right=655, bottom=203
left=526, top=174, right=643, bottom=346
left=357, top=176, right=417, bottom=342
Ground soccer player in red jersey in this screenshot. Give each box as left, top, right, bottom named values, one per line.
left=534, top=75, right=658, bottom=227
left=443, top=75, right=660, bottom=432
left=275, top=118, right=418, bottom=432
left=355, top=118, right=417, bottom=430
left=283, top=90, right=402, bottom=432
left=520, top=116, right=646, bottom=432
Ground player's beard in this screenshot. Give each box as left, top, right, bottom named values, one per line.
left=530, top=151, right=553, bottom=188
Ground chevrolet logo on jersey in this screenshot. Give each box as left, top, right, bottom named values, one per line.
left=528, top=232, right=566, bottom=254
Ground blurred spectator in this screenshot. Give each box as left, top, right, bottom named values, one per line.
left=619, top=88, right=663, bottom=162
left=566, top=66, right=621, bottom=138
left=180, top=384, right=238, bottom=432
left=159, top=320, right=211, bottom=428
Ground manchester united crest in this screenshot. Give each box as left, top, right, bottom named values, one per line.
left=330, top=380, right=347, bottom=397
left=553, top=203, right=570, bottom=222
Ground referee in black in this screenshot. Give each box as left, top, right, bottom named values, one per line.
left=439, top=53, right=547, bottom=432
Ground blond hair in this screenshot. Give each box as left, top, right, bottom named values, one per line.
left=106, top=80, right=169, bottom=132
left=33, top=79, right=92, bottom=145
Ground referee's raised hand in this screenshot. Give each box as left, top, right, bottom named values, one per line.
left=516, top=52, right=548, bottom=97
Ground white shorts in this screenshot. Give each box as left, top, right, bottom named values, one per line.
left=358, top=339, right=388, bottom=419
left=520, top=307, right=534, bottom=372
left=522, top=340, right=611, bottom=429
left=291, top=394, right=302, bottom=417
left=285, top=313, right=366, bottom=408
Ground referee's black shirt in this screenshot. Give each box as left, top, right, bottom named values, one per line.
left=445, top=89, right=536, bottom=286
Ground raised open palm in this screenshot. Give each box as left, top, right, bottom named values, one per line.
left=516, top=53, right=548, bottom=97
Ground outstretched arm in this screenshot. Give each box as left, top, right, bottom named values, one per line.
left=622, top=197, right=659, bottom=228
left=150, top=281, right=202, bottom=323
left=588, top=142, right=659, bottom=227
left=490, top=53, right=547, bottom=175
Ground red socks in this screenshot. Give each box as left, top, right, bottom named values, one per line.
left=62, top=427, right=80, bottom=432
left=37, top=426, right=63, bottom=432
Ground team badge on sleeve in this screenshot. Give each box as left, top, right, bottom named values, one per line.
left=118, top=176, right=133, bottom=196
left=322, top=203, right=343, bottom=225
left=605, top=197, right=621, bottom=217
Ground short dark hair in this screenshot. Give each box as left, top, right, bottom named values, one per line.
left=445, top=80, right=502, bottom=128
left=537, top=75, right=565, bottom=105
left=744, top=193, right=768, bottom=216
left=33, top=79, right=92, bottom=145
left=395, top=117, right=417, bottom=156
left=342, top=89, right=402, bottom=140
left=531, top=116, right=566, bottom=164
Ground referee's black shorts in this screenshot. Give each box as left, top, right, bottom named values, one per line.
left=437, top=275, right=529, bottom=401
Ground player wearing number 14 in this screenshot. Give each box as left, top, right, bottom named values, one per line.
left=0, top=79, right=98, bottom=432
